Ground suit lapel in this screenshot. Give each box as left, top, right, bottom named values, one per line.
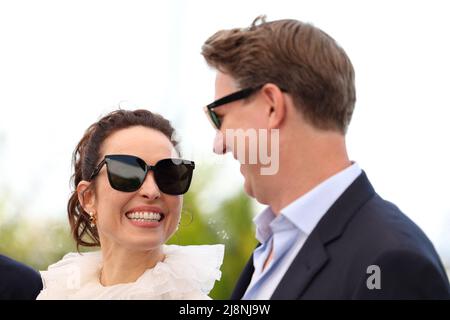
left=271, top=233, right=328, bottom=299
left=230, top=253, right=256, bottom=300
left=271, top=171, right=376, bottom=299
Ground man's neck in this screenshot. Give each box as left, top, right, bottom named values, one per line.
left=269, top=132, right=351, bottom=214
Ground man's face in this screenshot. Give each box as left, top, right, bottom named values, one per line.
left=212, top=72, right=270, bottom=200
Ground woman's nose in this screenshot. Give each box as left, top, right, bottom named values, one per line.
left=138, top=173, right=161, bottom=200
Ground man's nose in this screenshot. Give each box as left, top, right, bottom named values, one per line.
left=213, top=130, right=227, bottom=155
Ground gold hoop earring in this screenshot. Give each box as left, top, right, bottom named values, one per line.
left=89, top=212, right=96, bottom=228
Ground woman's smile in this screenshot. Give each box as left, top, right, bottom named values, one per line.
left=125, top=205, right=166, bottom=228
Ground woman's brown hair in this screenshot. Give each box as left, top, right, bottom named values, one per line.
left=67, top=109, right=179, bottom=249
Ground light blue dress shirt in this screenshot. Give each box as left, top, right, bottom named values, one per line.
left=243, top=162, right=362, bottom=300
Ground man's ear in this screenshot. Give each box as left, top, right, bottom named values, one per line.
left=77, top=181, right=96, bottom=213
left=261, top=84, right=287, bottom=129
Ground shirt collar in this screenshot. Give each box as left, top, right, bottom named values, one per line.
left=254, top=206, right=276, bottom=243
left=253, top=162, right=362, bottom=243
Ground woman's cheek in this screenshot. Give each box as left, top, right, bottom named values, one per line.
left=167, top=196, right=183, bottom=233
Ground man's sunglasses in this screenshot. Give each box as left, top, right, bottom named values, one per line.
left=89, top=154, right=195, bottom=195
left=204, top=84, right=287, bottom=130
left=204, top=85, right=263, bottom=130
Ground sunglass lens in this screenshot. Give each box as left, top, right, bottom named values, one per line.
left=106, top=156, right=146, bottom=192
left=209, top=110, right=221, bottom=129
left=154, top=159, right=194, bottom=195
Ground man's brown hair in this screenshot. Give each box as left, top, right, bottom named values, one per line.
left=201, top=16, right=356, bottom=133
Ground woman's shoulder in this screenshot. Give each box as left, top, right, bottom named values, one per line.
left=134, top=244, right=225, bottom=299
left=163, top=244, right=224, bottom=265
left=37, top=245, right=225, bottom=300
left=162, top=244, right=225, bottom=275
left=42, top=251, right=102, bottom=273
left=37, top=251, right=102, bottom=299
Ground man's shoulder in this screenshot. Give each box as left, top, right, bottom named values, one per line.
left=313, top=191, right=450, bottom=299
left=0, top=254, right=37, bottom=275
left=351, top=194, right=427, bottom=244
left=0, top=254, right=42, bottom=299
left=337, top=193, right=442, bottom=264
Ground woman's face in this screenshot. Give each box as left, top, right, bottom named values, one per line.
left=80, top=125, right=182, bottom=252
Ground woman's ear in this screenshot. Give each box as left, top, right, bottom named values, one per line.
left=77, top=181, right=96, bottom=213
left=261, top=84, right=287, bottom=129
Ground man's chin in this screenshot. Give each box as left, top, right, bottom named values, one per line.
left=243, top=179, right=255, bottom=198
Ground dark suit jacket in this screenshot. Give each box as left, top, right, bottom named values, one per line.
left=0, top=254, right=43, bottom=300
left=231, top=172, right=450, bottom=299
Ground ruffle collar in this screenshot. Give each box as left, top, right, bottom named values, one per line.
left=37, top=244, right=224, bottom=300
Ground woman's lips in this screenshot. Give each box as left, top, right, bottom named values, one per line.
left=127, top=218, right=162, bottom=228
left=124, top=206, right=166, bottom=228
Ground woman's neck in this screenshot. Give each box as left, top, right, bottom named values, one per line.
left=99, top=245, right=164, bottom=286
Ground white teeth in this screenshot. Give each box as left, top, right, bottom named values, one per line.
left=126, top=211, right=162, bottom=222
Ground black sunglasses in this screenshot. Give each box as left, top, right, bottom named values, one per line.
left=204, top=84, right=288, bottom=129
left=89, top=154, right=195, bottom=195
left=204, top=85, right=263, bottom=130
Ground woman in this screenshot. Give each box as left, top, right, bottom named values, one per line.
left=37, top=109, right=224, bottom=299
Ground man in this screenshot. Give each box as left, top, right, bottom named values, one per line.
left=0, top=254, right=42, bottom=299
left=201, top=16, right=450, bottom=299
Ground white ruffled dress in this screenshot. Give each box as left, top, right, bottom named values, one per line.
left=36, top=244, right=224, bottom=300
